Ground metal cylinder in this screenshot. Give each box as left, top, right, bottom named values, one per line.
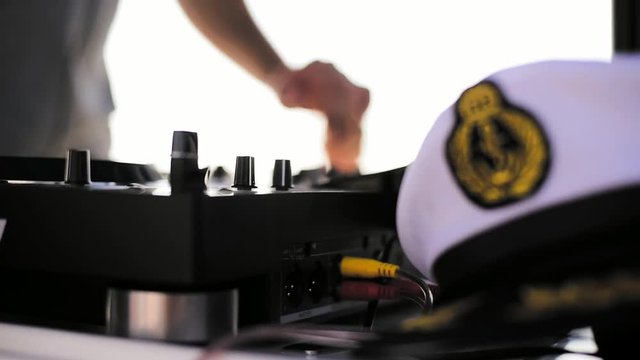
left=106, top=288, right=237, bottom=343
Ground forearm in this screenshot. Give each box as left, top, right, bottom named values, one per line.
left=178, top=0, right=290, bottom=92
left=179, top=0, right=368, bottom=173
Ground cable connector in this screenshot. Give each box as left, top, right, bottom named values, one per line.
left=339, top=256, right=399, bottom=279
left=338, top=281, right=399, bottom=301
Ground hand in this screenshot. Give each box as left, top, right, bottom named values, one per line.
left=274, top=61, right=370, bottom=174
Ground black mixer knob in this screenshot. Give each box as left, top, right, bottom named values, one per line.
left=272, top=159, right=292, bottom=190
left=170, top=131, right=205, bottom=193
left=171, top=131, right=198, bottom=159
left=64, top=149, right=91, bottom=185
left=232, top=156, right=256, bottom=190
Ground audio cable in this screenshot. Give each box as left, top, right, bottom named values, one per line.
left=337, top=278, right=429, bottom=309
left=337, top=256, right=435, bottom=312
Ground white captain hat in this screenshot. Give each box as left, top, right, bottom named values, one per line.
left=396, top=56, right=640, bottom=291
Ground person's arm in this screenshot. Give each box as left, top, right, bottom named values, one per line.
left=178, top=0, right=291, bottom=93
left=178, top=0, right=369, bottom=174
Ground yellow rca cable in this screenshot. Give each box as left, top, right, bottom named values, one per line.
left=339, top=256, right=400, bottom=279
left=338, top=256, right=434, bottom=311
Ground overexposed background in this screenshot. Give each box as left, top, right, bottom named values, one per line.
left=105, top=0, right=612, bottom=186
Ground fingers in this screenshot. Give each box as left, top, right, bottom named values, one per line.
left=325, top=114, right=361, bottom=174
left=277, top=60, right=370, bottom=174
left=278, top=61, right=347, bottom=111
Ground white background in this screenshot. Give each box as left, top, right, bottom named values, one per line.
left=105, top=0, right=612, bottom=186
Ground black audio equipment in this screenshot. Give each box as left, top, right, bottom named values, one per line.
left=0, top=132, right=407, bottom=341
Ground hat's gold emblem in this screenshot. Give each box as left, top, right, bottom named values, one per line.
left=446, top=82, right=549, bottom=208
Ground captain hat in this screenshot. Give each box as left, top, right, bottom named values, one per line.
left=396, top=56, right=640, bottom=295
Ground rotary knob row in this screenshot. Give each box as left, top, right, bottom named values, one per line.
left=62, top=132, right=293, bottom=191
left=232, top=156, right=292, bottom=191
left=171, top=131, right=292, bottom=191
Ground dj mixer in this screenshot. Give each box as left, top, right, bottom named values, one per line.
left=0, top=131, right=407, bottom=343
